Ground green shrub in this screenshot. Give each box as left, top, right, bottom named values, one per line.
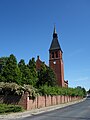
left=38, top=85, right=86, bottom=97
left=0, top=104, right=23, bottom=114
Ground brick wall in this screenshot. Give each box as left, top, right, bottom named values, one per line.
left=0, top=93, right=81, bottom=110
left=45, top=95, right=51, bottom=107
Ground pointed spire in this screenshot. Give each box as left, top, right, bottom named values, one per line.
left=49, top=25, right=63, bottom=52
left=53, top=25, right=58, bottom=38
left=53, top=25, right=56, bottom=34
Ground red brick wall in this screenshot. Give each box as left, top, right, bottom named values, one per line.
left=0, top=93, right=82, bottom=110
left=56, top=96, right=61, bottom=104
left=61, top=96, right=65, bottom=103
left=51, top=96, right=57, bottom=105
left=18, top=92, right=29, bottom=110
left=0, top=92, right=29, bottom=110
left=28, top=97, right=37, bottom=110
left=45, top=95, right=51, bottom=107
left=37, top=96, right=45, bottom=108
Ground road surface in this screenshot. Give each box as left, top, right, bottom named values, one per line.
left=18, top=96, right=90, bottom=120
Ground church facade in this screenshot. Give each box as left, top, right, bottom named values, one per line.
left=36, top=26, right=68, bottom=87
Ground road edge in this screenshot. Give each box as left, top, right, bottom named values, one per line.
left=0, top=98, right=86, bottom=120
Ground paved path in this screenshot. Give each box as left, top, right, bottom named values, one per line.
left=0, top=98, right=86, bottom=120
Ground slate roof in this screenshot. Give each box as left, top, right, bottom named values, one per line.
left=49, top=27, right=62, bottom=52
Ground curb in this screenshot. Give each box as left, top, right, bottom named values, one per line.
left=0, top=98, right=86, bottom=120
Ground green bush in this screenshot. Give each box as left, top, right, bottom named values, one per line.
left=0, top=104, right=23, bottom=114
left=38, top=85, right=86, bottom=97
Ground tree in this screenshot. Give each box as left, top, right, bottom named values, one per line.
left=0, top=57, right=8, bottom=73
left=36, top=63, right=46, bottom=87
left=37, top=63, right=56, bottom=87
left=27, top=58, right=38, bottom=86
left=18, top=59, right=33, bottom=85
left=82, top=88, right=87, bottom=96
left=44, top=67, right=56, bottom=86
left=75, top=86, right=86, bottom=97
left=1, top=54, right=21, bottom=84
left=87, top=89, right=90, bottom=94
left=18, top=59, right=26, bottom=73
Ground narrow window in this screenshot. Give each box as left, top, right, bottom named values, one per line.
left=56, top=51, right=58, bottom=58
left=52, top=52, right=54, bottom=58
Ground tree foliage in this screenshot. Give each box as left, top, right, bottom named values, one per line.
left=38, top=85, right=86, bottom=97
left=0, top=82, right=38, bottom=98
left=0, top=54, right=86, bottom=98
left=18, top=59, right=33, bottom=85
left=37, top=63, right=56, bottom=87
left=0, top=55, right=38, bottom=86
left=27, top=58, right=38, bottom=86
left=0, top=54, right=21, bottom=84
left=0, top=54, right=56, bottom=87
left=87, top=89, right=90, bottom=94
left=0, top=57, right=8, bottom=73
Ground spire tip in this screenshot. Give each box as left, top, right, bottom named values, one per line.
left=53, top=25, right=56, bottom=34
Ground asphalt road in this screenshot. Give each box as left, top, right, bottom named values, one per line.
left=18, top=97, right=90, bottom=120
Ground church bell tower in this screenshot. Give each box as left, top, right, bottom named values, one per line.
left=49, top=26, right=65, bottom=87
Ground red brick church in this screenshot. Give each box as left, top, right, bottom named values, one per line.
left=36, top=26, right=68, bottom=87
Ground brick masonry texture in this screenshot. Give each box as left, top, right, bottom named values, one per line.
left=0, top=93, right=81, bottom=110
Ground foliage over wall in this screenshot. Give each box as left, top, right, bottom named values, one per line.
left=0, top=82, right=38, bottom=98
left=38, top=85, right=86, bottom=97
left=0, top=54, right=86, bottom=98
left=0, top=82, right=86, bottom=98
left=0, top=54, right=56, bottom=87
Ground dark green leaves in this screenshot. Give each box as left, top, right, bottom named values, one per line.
left=0, top=54, right=21, bottom=84
left=37, top=63, right=56, bottom=87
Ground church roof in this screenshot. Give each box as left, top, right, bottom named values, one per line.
left=49, top=26, right=62, bottom=52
